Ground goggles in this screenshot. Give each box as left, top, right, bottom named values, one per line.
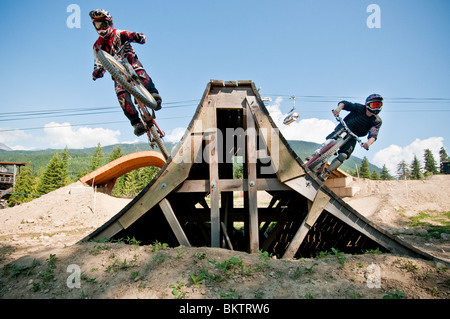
left=93, top=20, right=110, bottom=30
left=367, top=101, right=383, bottom=111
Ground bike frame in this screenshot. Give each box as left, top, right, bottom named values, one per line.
left=306, top=114, right=363, bottom=174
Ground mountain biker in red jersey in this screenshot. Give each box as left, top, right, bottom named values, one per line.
left=319, top=94, right=383, bottom=180
left=89, top=9, right=162, bottom=136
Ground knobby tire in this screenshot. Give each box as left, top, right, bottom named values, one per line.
left=307, top=143, right=340, bottom=173
left=150, top=125, right=170, bottom=160
left=96, top=49, right=157, bottom=109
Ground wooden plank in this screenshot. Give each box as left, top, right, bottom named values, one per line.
left=282, top=189, right=330, bottom=259
left=261, top=220, right=284, bottom=251
left=221, top=221, right=234, bottom=250
left=246, top=104, right=259, bottom=253
left=306, top=190, right=330, bottom=227
left=206, top=128, right=220, bottom=248
left=224, top=81, right=237, bottom=87
left=284, top=176, right=319, bottom=202
left=245, top=96, right=305, bottom=182
left=93, top=220, right=123, bottom=241
left=176, top=178, right=290, bottom=193
left=210, top=79, right=224, bottom=86
left=238, top=80, right=252, bottom=86
left=159, top=198, right=190, bottom=246
left=192, top=104, right=216, bottom=134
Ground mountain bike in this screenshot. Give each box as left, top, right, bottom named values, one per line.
left=95, top=41, right=170, bottom=160
left=305, top=113, right=365, bottom=179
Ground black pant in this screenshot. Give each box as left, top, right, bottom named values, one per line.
left=326, top=124, right=357, bottom=157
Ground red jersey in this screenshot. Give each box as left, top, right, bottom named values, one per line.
left=92, top=28, right=147, bottom=79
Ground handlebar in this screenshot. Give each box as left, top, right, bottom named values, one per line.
left=334, top=112, right=366, bottom=149
left=114, top=41, right=130, bottom=59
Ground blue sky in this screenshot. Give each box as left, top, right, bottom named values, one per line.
left=0, top=0, right=449, bottom=174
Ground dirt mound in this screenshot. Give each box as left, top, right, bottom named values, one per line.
left=0, top=181, right=131, bottom=258
left=344, top=175, right=450, bottom=263
left=0, top=177, right=449, bottom=299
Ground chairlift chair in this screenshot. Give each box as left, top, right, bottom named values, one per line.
left=283, top=95, right=299, bottom=125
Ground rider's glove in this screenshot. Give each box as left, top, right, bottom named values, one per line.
left=135, top=33, right=147, bottom=44
left=92, top=68, right=105, bottom=81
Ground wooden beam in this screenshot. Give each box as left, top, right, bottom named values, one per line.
left=175, top=178, right=290, bottom=193
left=246, top=104, right=259, bottom=253
left=282, top=189, right=330, bottom=259
left=159, top=198, right=190, bottom=247
left=178, top=207, right=299, bottom=223
left=205, top=119, right=221, bottom=248
left=221, top=221, right=234, bottom=250
left=284, top=175, right=319, bottom=202
left=93, top=220, right=124, bottom=241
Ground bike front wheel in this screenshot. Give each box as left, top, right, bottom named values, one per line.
left=96, top=49, right=157, bottom=109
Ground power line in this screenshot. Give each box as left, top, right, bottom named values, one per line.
left=263, top=94, right=450, bottom=103
left=0, top=101, right=200, bottom=122
left=0, top=115, right=193, bottom=132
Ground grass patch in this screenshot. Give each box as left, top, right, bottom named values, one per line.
left=407, top=210, right=450, bottom=238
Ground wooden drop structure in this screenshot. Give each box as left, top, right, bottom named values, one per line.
left=83, top=80, right=437, bottom=261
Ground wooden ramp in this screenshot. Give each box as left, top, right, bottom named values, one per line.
left=80, top=151, right=166, bottom=194
left=82, top=80, right=439, bottom=262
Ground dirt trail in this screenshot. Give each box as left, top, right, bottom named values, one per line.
left=0, top=176, right=449, bottom=299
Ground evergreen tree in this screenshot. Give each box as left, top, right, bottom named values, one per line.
left=380, top=164, right=394, bottom=180
left=37, top=152, right=65, bottom=194
left=111, top=175, right=126, bottom=197
left=90, top=143, right=104, bottom=171
left=359, top=157, right=371, bottom=178
left=109, top=145, right=124, bottom=162
left=423, top=149, right=438, bottom=176
left=397, top=160, right=410, bottom=180
left=122, top=170, right=140, bottom=197
left=439, top=146, right=449, bottom=174
left=138, top=166, right=159, bottom=190
left=60, top=146, right=71, bottom=185
left=8, top=163, right=38, bottom=206
left=410, top=155, right=423, bottom=180
left=371, top=169, right=380, bottom=180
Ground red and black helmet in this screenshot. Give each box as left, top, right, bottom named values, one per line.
left=89, top=9, right=114, bottom=38
left=365, top=93, right=383, bottom=114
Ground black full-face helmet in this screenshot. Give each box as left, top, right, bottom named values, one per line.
left=365, top=94, right=383, bottom=114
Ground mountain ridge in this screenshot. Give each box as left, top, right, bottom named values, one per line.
left=0, top=140, right=382, bottom=176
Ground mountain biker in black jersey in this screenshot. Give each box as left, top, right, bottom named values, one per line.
left=320, top=94, right=383, bottom=180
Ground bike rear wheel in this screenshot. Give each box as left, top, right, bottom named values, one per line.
left=149, top=125, right=170, bottom=160
left=96, top=49, right=157, bottom=109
